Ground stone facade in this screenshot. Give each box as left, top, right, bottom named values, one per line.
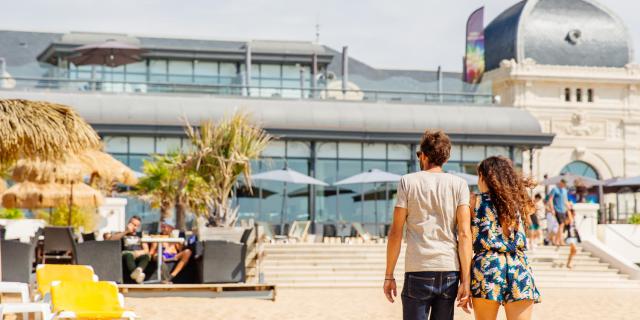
left=484, top=58, right=640, bottom=181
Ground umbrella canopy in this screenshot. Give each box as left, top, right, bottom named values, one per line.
left=236, top=185, right=276, bottom=198
left=68, top=40, right=146, bottom=67
left=2, top=181, right=104, bottom=209
left=333, top=169, right=402, bottom=186
left=447, top=171, right=479, bottom=186
left=540, top=173, right=604, bottom=187
left=12, top=158, right=85, bottom=184
left=251, top=168, right=328, bottom=186
left=288, top=186, right=355, bottom=198
left=11, top=150, right=138, bottom=187
left=0, top=99, right=102, bottom=165
left=76, top=150, right=139, bottom=186
left=607, top=176, right=640, bottom=188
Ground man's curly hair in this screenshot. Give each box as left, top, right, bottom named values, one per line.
left=419, top=130, right=451, bottom=166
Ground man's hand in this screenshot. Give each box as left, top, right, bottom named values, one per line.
left=456, top=280, right=472, bottom=313
left=383, top=279, right=397, bottom=303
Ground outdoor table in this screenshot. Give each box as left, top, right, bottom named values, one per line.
left=140, top=237, right=184, bottom=282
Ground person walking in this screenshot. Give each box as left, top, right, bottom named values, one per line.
left=471, top=156, right=541, bottom=320
left=548, top=179, right=571, bottom=246
left=384, top=130, right=473, bottom=320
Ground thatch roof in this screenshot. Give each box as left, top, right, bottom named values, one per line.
left=10, top=150, right=138, bottom=187
left=12, top=159, right=84, bottom=184
left=2, top=181, right=104, bottom=209
left=76, top=150, right=138, bottom=186
left=0, top=99, right=101, bottom=165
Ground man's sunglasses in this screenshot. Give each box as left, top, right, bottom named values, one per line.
left=416, top=151, right=422, bottom=158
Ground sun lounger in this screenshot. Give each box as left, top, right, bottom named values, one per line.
left=50, top=280, right=136, bottom=319
left=0, top=281, right=31, bottom=319
left=0, top=302, right=52, bottom=320
left=352, top=222, right=380, bottom=243
left=35, top=264, right=97, bottom=301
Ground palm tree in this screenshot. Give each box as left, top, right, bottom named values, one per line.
left=184, top=112, right=270, bottom=227
left=135, top=154, right=180, bottom=222
left=136, top=152, right=210, bottom=230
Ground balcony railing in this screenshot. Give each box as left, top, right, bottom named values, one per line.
left=0, top=76, right=494, bottom=105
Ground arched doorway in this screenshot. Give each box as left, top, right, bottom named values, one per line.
left=560, top=161, right=599, bottom=179
left=560, top=161, right=600, bottom=203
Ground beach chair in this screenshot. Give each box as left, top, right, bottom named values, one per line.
left=50, top=280, right=136, bottom=319
left=288, top=220, right=311, bottom=242
left=43, top=226, right=77, bottom=264
left=76, top=240, right=123, bottom=283
left=35, top=264, right=98, bottom=301
left=1, top=239, right=35, bottom=283
left=256, top=222, right=286, bottom=243
left=352, top=222, right=380, bottom=243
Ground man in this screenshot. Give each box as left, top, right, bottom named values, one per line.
left=548, top=179, right=571, bottom=246
left=150, top=223, right=193, bottom=284
left=111, top=216, right=150, bottom=284
left=384, top=130, right=473, bottom=320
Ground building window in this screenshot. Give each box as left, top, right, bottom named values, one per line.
left=576, top=88, right=582, bottom=102
left=560, top=161, right=599, bottom=179
left=564, top=88, right=571, bottom=102
left=587, top=89, right=594, bottom=102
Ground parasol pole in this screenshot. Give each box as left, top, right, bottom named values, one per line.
left=68, top=182, right=74, bottom=226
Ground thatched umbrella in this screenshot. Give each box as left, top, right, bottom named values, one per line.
left=0, top=99, right=101, bottom=281
left=0, top=99, right=101, bottom=166
left=2, top=181, right=103, bottom=210
left=75, top=150, right=138, bottom=186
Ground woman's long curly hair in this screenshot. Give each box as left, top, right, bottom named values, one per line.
left=477, top=156, right=536, bottom=235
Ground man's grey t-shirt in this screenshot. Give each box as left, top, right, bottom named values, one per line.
left=395, top=171, right=470, bottom=272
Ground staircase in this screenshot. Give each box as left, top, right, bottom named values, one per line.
left=262, top=243, right=640, bottom=288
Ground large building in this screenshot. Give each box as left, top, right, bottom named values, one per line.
left=2, top=0, right=634, bottom=229
left=484, top=0, right=640, bottom=217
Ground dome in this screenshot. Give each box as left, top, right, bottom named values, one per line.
left=484, top=0, right=633, bottom=71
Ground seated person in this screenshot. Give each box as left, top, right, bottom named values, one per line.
left=150, top=223, right=192, bottom=283
left=110, top=215, right=150, bottom=284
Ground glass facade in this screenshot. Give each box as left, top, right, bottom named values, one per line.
left=105, top=134, right=523, bottom=229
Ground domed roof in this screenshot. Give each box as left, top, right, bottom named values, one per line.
left=484, top=0, right=633, bottom=71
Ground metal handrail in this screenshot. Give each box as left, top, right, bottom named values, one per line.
left=0, top=76, right=494, bottom=105
left=602, top=224, right=640, bottom=248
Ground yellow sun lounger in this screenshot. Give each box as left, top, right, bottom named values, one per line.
left=35, top=264, right=98, bottom=300
left=50, top=281, right=136, bottom=319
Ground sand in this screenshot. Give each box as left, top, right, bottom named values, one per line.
left=125, top=287, right=640, bottom=320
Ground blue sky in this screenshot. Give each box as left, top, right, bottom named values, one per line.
left=2, top=0, right=637, bottom=71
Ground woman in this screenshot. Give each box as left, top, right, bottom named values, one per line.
left=471, top=156, right=541, bottom=320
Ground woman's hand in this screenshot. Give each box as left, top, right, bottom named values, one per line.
left=383, top=278, right=397, bottom=303
left=456, top=280, right=472, bottom=313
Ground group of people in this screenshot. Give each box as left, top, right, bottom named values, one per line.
left=529, top=179, right=581, bottom=268
left=384, top=130, right=541, bottom=320
left=105, top=216, right=193, bottom=284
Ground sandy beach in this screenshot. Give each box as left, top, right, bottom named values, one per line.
left=126, top=287, right=640, bottom=320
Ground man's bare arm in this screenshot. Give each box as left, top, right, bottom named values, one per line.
left=384, top=207, right=407, bottom=303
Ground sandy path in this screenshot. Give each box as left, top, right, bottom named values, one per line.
left=126, top=287, right=640, bottom=320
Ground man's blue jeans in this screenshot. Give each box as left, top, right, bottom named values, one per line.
left=401, top=271, right=459, bottom=320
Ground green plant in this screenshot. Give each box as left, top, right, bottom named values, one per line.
left=0, top=208, right=24, bottom=219
left=184, top=112, right=270, bottom=227
left=629, top=213, right=640, bottom=224
left=35, top=205, right=95, bottom=231
left=135, top=152, right=210, bottom=230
